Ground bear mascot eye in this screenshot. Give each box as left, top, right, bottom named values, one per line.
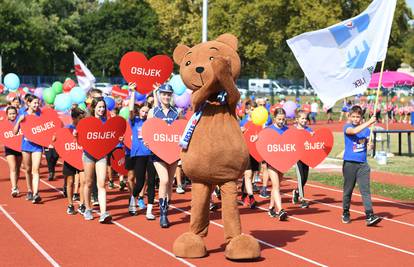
left=185, top=60, right=191, bottom=66
left=209, top=56, right=214, bottom=61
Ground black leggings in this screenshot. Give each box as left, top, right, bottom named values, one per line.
left=45, top=148, right=59, bottom=173
left=132, top=156, right=156, bottom=204
left=296, top=161, right=309, bottom=197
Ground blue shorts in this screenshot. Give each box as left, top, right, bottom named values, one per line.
left=82, top=151, right=107, bottom=164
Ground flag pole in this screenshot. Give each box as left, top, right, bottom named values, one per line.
left=369, top=60, right=385, bottom=144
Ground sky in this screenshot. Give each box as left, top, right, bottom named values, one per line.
left=407, top=0, right=414, bottom=11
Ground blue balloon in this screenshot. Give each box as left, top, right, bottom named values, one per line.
left=54, top=93, right=72, bottom=111
left=4, top=73, right=20, bottom=91
left=136, top=93, right=146, bottom=102
left=70, top=87, right=86, bottom=104
left=169, top=75, right=186, bottom=96
left=104, top=97, right=116, bottom=111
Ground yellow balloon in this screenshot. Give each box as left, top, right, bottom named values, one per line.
left=400, top=97, right=406, bottom=104
left=251, top=106, right=268, bottom=126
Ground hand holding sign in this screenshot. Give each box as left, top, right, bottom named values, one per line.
left=120, top=52, right=173, bottom=95
left=300, top=128, right=334, bottom=168
left=256, top=128, right=305, bottom=173
left=54, top=128, right=83, bottom=170
left=77, top=116, right=126, bottom=160
left=142, top=118, right=187, bottom=164
left=20, top=108, right=63, bottom=147
left=0, top=111, right=23, bottom=152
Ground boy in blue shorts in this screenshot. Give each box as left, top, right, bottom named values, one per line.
left=342, top=105, right=381, bottom=226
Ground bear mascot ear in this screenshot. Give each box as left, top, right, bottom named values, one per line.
left=215, top=33, right=238, bottom=51
left=173, top=45, right=190, bottom=65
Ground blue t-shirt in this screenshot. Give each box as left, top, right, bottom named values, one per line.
left=269, top=124, right=288, bottom=135
left=129, top=117, right=151, bottom=157
left=20, top=110, right=43, bottom=152
left=153, top=106, right=179, bottom=125
left=239, top=115, right=250, bottom=127
left=343, top=123, right=370, bottom=163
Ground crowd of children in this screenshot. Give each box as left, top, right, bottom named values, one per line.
left=2, top=88, right=386, bottom=227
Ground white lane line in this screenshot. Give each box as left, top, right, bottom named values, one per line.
left=168, top=204, right=327, bottom=267
left=37, top=179, right=195, bottom=267
left=285, top=179, right=414, bottom=209
left=282, top=192, right=414, bottom=228
left=255, top=206, right=414, bottom=257
left=0, top=205, right=60, bottom=267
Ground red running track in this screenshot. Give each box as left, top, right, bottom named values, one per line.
left=0, top=156, right=413, bottom=266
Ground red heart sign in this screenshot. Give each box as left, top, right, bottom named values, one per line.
left=142, top=118, right=187, bottom=164
left=300, top=128, right=334, bottom=168
left=77, top=116, right=126, bottom=160
left=54, top=128, right=84, bottom=171
left=256, top=128, right=305, bottom=173
left=110, top=148, right=128, bottom=176
left=119, top=52, right=174, bottom=95
left=111, top=85, right=129, bottom=99
left=123, top=122, right=132, bottom=150
left=20, top=108, right=63, bottom=147
left=184, top=110, right=194, bottom=121
left=243, top=121, right=263, bottom=162
left=0, top=111, right=23, bottom=152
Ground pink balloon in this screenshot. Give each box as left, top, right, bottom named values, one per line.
left=173, top=91, right=191, bottom=108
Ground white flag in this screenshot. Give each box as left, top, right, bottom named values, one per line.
left=73, top=52, right=96, bottom=92
left=287, top=0, right=396, bottom=108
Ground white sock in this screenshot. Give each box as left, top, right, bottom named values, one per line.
left=146, top=204, right=153, bottom=215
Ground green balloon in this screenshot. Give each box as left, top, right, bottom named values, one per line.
left=279, top=94, right=286, bottom=99
left=121, top=85, right=129, bottom=90
left=315, top=96, right=319, bottom=100
left=43, top=87, right=57, bottom=104
left=119, top=107, right=129, bottom=120
left=52, top=81, right=63, bottom=94
left=78, top=102, right=86, bottom=111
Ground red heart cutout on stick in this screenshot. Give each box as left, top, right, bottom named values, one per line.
left=123, top=122, right=132, bottom=150
left=21, top=108, right=63, bottom=147
left=243, top=121, right=263, bottom=162
left=77, top=116, right=126, bottom=160
left=119, top=52, right=173, bottom=95
left=0, top=111, right=23, bottom=152
left=142, top=118, right=187, bottom=164
left=111, top=85, right=129, bottom=99
left=256, top=128, right=305, bottom=173
left=300, top=128, right=334, bottom=168
left=54, top=128, right=84, bottom=170
left=110, top=148, right=128, bottom=176
left=185, top=110, right=194, bottom=121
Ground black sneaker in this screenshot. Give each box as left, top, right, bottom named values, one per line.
left=278, top=209, right=288, bottom=221
left=72, top=193, right=80, bottom=202
left=292, top=190, right=299, bottom=204
left=342, top=212, right=351, bottom=224
left=300, top=200, right=309, bottom=208
left=268, top=208, right=277, bottom=218
left=32, top=194, right=41, bottom=204
left=77, top=204, right=86, bottom=215
left=108, top=180, right=115, bottom=189
left=366, top=214, right=382, bottom=226
left=63, top=187, right=67, bottom=198
left=48, top=171, right=55, bottom=181
left=26, top=192, right=33, bottom=201
left=67, top=205, right=76, bottom=215
left=259, top=188, right=270, bottom=199
left=92, top=196, right=99, bottom=206
left=119, top=180, right=127, bottom=191
left=209, top=202, right=218, bottom=211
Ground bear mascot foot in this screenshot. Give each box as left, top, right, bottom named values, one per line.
left=225, top=234, right=261, bottom=260
left=173, top=232, right=207, bottom=258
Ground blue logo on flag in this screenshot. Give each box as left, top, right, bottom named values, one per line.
left=329, top=14, right=371, bottom=69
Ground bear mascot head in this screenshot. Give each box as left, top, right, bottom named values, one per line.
left=172, top=33, right=261, bottom=260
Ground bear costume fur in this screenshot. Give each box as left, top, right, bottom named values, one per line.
left=172, top=33, right=261, bottom=260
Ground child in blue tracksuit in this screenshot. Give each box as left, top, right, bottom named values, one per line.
left=342, top=105, right=381, bottom=226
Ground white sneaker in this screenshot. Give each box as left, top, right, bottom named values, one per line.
left=176, top=185, right=185, bottom=194
left=146, top=204, right=156, bottom=220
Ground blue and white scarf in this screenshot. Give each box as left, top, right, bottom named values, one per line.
left=179, top=91, right=227, bottom=150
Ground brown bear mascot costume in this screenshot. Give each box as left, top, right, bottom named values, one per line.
left=172, top=33, right=261, bottom=260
